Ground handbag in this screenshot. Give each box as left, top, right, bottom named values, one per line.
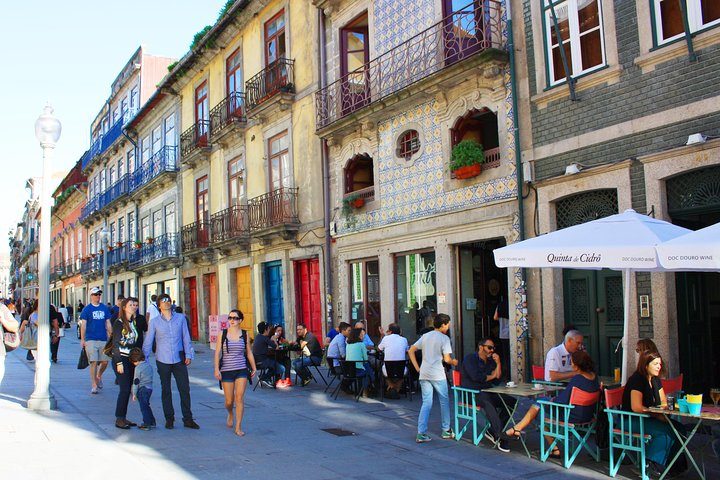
left=20, top=323, right=38, bottom=350
left=103, top=335, right=114, bottom=357
left=77, top=348, right=89, bottom=369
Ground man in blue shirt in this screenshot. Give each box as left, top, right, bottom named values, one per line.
left=109, top=295, right=124, bottom=319
left=80, top=286, right=112, bottom=395
left=143, top=293, right=198, bottom=430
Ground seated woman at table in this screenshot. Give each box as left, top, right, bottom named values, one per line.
left=623, top=351, right=687, bottom=476
left=505, top=350, right=599, bottom=454
left=345, top=328, right=374, bottom=388
left=270, top=325, right=286, bottom=344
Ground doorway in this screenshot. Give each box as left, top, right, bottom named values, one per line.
left=264, top=261, right=284, bottom=328
left=203, top=273, right=218, bottom=327
left=184, top=277, right=199, bottom=340
left=295, top=258, right=322, bottom=342
left=235, top=266, right=255, bottom=338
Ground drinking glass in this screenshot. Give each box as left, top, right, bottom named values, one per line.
left=710, top=388, right=720, bottom=407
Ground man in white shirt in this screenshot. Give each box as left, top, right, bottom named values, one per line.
left=378, top=323, right=409, bottom=399
left=544, top=330, right=584, bottom=382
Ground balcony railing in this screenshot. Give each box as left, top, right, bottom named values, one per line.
left=245, top=58, right=295, bottom=111
left=64, top=259, right=80, bottom=277
left=81, top=256, right=101, bottom=276
left=80, top=196, right=99, bottom=222
left=315, top=1, right=506, bottom=129
left=210, top=92, right=246, bottom=136
left=99, top=174, right=129, bottom=210
left=130, top=146, right=178, bottom=191
left=248, top=187, right=299, bottom=231
left=106, top=244, right=129, bottom=267
left=211, top=205, right=250, bottom=243
left=343, top=185, right=375, bottom=202
left=129, top=233, right=179, bottom=267
left=180, top=120, right=211, bottom=158
left=181, top=221, right=211, bottom=251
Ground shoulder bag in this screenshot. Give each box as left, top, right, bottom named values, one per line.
left=20, top=322, right=38, bottom=350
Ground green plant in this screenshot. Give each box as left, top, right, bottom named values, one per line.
left=449, top=140, right=485, bottom=172
left=341, top=193, right=363, bottom=229
left=217, top=0, right=237, bottom=20
left=167, top=61, right=178, bottom=73
left=190, top=25, right=212, bottom=51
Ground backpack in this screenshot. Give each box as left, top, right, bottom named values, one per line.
left=219, top=329, right=251, bottom=386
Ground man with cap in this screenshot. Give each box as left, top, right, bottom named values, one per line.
left=80, top=286, right=112, bottom=394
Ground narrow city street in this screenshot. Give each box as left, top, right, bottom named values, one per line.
left=1, top=334, right=612, bottom=480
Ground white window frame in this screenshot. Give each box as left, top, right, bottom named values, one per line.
left=544, top=0, right=607, bottom=86
left=653, top=0, right=720, bottom=45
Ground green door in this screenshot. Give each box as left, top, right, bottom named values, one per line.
left=563, top=269, right=623, bottom=376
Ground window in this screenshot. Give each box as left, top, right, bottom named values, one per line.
left=100, top=169, right=107, bottom=192
left=350, top=259, right=381, bottom=343
left=653, top=0, right=720, bottom=45
left=451, top=108, right=500, bottom=165
left=141, top=135, right=150, bottom=163
left=340, top=13, right=370, bottom=112
left=127, top=149, right=136, bottom=174
left=120, top=97, right=128, bottom=116
left=227, top=48, right=243, bottom=95
left=141, top=216, right=150, bottom=241
left=165, top=203, right=176, bottom=234
left=196, top=176, right=209, bottom=223
left=544, top=0, right=605, bottom=85
left=128, top=212, right=136, bottom=242
left=152, top=210, right=163, bottom=237
left=118, top=157, right=125, bottom=179
left=152, top=126, right=162, bottom=155
left=164, top=115, right=176, bottom=147
left=110, top=222, right=116, bottom=245
left=112, top=107, right=119, bottom=123
left=109, top=165, right=116, bottom=186
left=397, top=130, right=421, bottom=160
left=228, top=157, right=244, bottom=205
left=265, top=10, right=286, bottom=64
left=130, top=86, right=139, bottom=110
left=118, top=217, right=125, bottom=243
left=268, top=131, right=291, bottom=191
left=395, top=251, right=436, bottom=343
left=195, top=81, right=209, bottom=137
left=344, top=154, right=374, bottom=195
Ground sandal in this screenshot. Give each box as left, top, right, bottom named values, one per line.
left=505, top=427, right=523, bottom=439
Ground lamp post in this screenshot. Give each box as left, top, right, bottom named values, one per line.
left=100, top=226, right=110, bottom=301
left=19, top=266, right=25, bottom=307
left=28, top=104, right=61, bottom=411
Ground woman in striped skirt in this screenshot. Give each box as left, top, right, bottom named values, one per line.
left=214, top=309, right=257, bottom=436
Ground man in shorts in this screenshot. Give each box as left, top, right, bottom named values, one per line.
left=80, top=286, right=112, bottom=394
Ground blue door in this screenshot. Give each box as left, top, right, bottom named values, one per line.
left=264, top=261, right=284, bottom=328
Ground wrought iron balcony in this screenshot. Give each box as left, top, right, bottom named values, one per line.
left=211, top=205, right=250, bottom=244
left=80, top=196, right=100, bottom=223
left=99, top=174, right=129, bottom=211
left=81, top=256, right=101, bottom=276
left=315, top=1, right=506, bottom=129
left=248, top=187, right=300, bottom=234
left=129, top=233, right=179, bottom=268
left=181, top=221, right=211, bottom=251
left=106, top=244, right=129, bottom=268
left=130, top=146, right=178, bottom=193
left=180, top=120, right=211, bottom=163
left=210, top=93, right=246, bottom=142
left=245, top=58, right=295, bottom=112
left=64, top=259, right=80, bottom=277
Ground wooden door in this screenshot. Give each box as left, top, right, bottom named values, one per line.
left=235, top=266, right=255, bottom=339
left=203, top=273, right=218, bottom=320
left=264, top=261, right=284, bottom=328
left=295, top=258, right=322, bottom=341
left=184, top=277, right=199, bottom=340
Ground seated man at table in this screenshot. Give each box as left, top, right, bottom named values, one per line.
left=544, top=330, right=583, bottom=382
left=461, top=338, right=515, bottom=453
left=378, top=323, right=409, bottom=399
left=292, top=324, right=323, bottom=386
left=327, top=322, right=351, bottom=366
left=252, top=321, right=288, bottom=388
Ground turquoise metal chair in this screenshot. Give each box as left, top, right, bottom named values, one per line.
left=451, top=370, right=491, bottom=446
left=604, top=386, right=652, bottom=480
left=538, top=386, right=601, bottom=468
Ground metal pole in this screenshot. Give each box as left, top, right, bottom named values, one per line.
left=103, top=232, right=109, bottom=301
left=27, top=143, right=57, bottom=411
left=621, top=269, right=631, bottom=385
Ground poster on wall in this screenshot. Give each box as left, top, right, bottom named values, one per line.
left=208, top=314, right=229, bottom=350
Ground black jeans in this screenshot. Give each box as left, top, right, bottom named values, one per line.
left=113, top=357, right=135, bottom=419
left=156, top=360, right=193, bottom=421
left=476, top=391, right=517, bottom=437
left=50, top=338, right=60, bottom=362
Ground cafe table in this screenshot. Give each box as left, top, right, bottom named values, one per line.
left=482, top=382, right=563, bottom=458
left=645, top=405, right=720, bottom=480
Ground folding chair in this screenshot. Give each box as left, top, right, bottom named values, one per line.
left=253, top=363, right=275, bottom=391
left=660, top=374, right=683, bottom=395
left=451, top=370, right=491, bottom=446
left=538, top=387, right=601, bottom=468
left=325, top=357, right=342, bottom=394
left=335, top=360, right=364, bottom=402
left=604, top=386, right=652, bottom=480
left=380, top=360, right=413, bottom=401
left=294, top=349, right=329, bottom=386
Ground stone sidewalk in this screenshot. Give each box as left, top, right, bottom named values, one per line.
left=1, top=333, right=713, bottom=480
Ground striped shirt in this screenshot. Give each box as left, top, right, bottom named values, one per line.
left=220, top=335, right=248, bottom=372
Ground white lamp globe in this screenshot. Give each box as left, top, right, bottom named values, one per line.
left=34, top=104, right=62, bottom=146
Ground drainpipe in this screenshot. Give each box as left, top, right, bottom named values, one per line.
left=506, top=0, right=531, bottom=379
left=318, top=7, right=334, bottom=334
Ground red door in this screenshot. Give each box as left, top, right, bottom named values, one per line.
left=184, top=277, right=199, bottom=340
left=295, top=258, right=322, bottom=341
left=204, top=273, right=218, bottom=317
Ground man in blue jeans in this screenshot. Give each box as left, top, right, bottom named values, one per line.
left=409, top=313, right=458, bottom=443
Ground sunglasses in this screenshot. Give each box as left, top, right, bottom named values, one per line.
left=482, top=344, right=495, bottom=350
left=159, top=298, right=171, bottom=303
left=228, top=315, right=241, bottom=320
left=91, top=293, right=102, bottom=296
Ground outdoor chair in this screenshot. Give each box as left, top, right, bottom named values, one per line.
left=604, top=386, right=652, bottom=480
left=451, top=370, right=491, bottom=446
left=531, top=364, right=563, bottom=387
left=660, top=374, right=683, bottom=395
left=253, top=362, right=276, bottom=391
left=538, top=387, right=601, bottom=469
left=335, top=360, right=364, bottom=402
left=293, top=348, right=328, bottom=387
left=380, top=360, right=413, bottom=402
left=325, top=357, right=342, bottom=394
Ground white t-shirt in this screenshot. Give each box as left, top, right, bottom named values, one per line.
left=378, top=334, right=409, bottom=361
left=544, top=342, right=573, bottom=381
left=413, top=330, right=452, bottom=381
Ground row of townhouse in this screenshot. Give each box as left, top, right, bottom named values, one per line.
left=9, top=179, right=42, bottom=303
left=36, top=0, right=720, bottom=392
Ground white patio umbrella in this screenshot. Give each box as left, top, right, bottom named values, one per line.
left=493, top=209, right=691, bottom=383
left=657, top=222, right=720, bottom=271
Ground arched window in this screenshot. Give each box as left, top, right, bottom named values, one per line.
left=451, top=108, right=500, bottom=166
left=344, top=153, right=374, bottom=198
left=555, top=189, right=618, bottom=229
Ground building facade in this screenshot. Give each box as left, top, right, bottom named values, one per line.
left=315, top=0, right=528, bottom=377
left=519, top=0, right=720, bottom=392
left=170, top=0, right=325, bottom=342
left=10, top=178, right=41, bottom=304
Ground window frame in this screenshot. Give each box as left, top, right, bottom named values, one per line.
left=652, top=0, right=720, bottom=46
left=264, top=9, right=287, bottom=65
left=226, top=48, right=243, bottom=96
left=267, top=130, right=291, bottom=191
left=195, top=81, right=209, bottom=135
left=396, top=130, right=421, bottom=160
left=196, top=176, right=209, bottom=223
left=228, top=157, right=245, bottom=206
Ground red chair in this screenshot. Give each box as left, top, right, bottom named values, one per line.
left=532, top=365, right=545, bottom=381
left=661, top=374, right=683, bottom=395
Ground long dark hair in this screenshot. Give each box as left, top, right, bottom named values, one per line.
left=636, top=351, right=664, bottom=377
left=119, top=297, right=138, bottom=334
left=347, top=328, right=363, bottom=344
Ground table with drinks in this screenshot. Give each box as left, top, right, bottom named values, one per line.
left=483, top=381, right=563, bottom=458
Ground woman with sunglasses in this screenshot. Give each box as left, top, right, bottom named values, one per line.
left=214, top=309, right=257, bottom=436
left=111, top=297, right=143, bottom=429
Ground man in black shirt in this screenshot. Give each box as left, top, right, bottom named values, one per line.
left=252, top=322, right=287, bottom=388
left=293, top=324, right=323, bottom=386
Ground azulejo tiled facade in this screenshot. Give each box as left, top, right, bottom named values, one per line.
left=373, top=0, right=436, bottom=55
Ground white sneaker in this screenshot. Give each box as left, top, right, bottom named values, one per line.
left=91, top=387, right=98, bottom=394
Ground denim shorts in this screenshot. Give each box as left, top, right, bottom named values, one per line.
left=221, top=368, right=249, bottom=383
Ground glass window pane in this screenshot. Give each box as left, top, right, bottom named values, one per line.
left=577, top=0, right=600, bottom=32
left=579, top=29, right=603, bottom=70
left=700, top=0, right=720, bottom=25
left=395, top=251, right=436, bottom=343
left=659, top=0, right=685, bottom=40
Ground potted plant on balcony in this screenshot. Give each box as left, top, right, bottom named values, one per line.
left=146, top=237, right=154, bottom=245
left=134, top=240, right=143, bottom=249
left=449, top=140, right=485, bottom=179
left=341, top=193, right=365, bottom=229
left=116, top=241, right=124, bottom=248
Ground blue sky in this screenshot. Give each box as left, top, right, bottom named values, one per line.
left=0, top=0, right=227, bottom=257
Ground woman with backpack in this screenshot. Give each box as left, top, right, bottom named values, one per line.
left=213, top=309, right=256, bottom=436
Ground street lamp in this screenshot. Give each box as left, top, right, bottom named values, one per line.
left=100, top=226, right=110, bottom=301
left=28, top=104, right=61, bottom=411
left=19, top=266, right=26, bottom=306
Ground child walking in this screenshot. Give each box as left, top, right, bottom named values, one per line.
left=130, top=348, right=156, bottom=430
